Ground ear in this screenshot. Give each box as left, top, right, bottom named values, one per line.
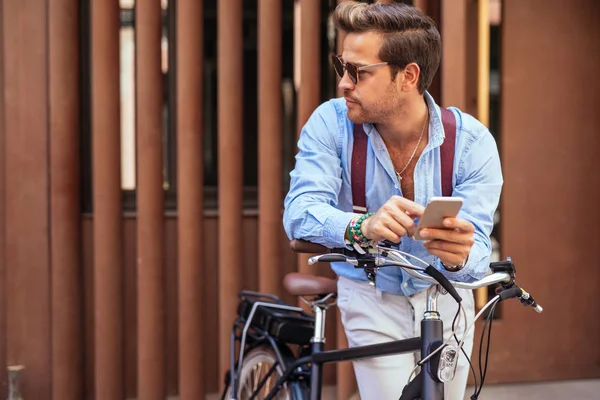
left=401, top=62, right=421, bottom=92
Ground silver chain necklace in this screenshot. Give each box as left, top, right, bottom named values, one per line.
left=395, top=111, right=429, bottom=181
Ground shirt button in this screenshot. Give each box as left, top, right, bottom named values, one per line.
left=402, top=282, right=409, bottom=288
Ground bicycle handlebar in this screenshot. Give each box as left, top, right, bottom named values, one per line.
left=290, top=239, right=543, bottom=312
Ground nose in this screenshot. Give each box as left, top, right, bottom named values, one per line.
left=337, top=71, right=355, bottom=92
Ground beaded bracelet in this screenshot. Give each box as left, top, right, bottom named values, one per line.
left=347, top=212, right=375, bottom=246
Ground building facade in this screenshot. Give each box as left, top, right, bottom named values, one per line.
left=0, top=0, right=599, bottom=398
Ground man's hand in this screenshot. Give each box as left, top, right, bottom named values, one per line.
left=360, top=196, right=425, bottom=243
left=420, top=218, right=475, bottom=267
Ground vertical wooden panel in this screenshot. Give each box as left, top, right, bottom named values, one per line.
left=295, top=0, right=321, bottom=275
left=136, top=0, right=165, bottom=398
left=440, top=0, right=477, bottom=114
left=123, top=218, right=138, bottom=398
left=258, top=0, right=283, bottom=296
left=91, top=0, right=124, bottom=397
left=176, top=0, right=204, bottom=397
left=412, top=0, right=442, bottom=101
left=3, top=1, right=51, bottom=398
left=441, top=0, right=467, bottom=109
left=477, top=0, right=490, bottom=125
left=218, top=0, right=244, bottom=384
left=413, top=0, right=428, bottom=10
left=203, top=216, right=219, bottom=393
left=336, top=0, right=347, bottom=98
left=49, top=0, right=83, bottom=399
left=473, top=0, right=491, bottom=311
left=486, top=0, right=600, bottom=383
left=0, top=0, right=6, bottom=395
left=334, top=2, right=357, bottom=396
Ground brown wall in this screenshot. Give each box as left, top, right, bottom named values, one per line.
left=2, top=0, right=600, bottom=398
left=81, top=215, right=337, bottom=396
left=1, top=1, right=52, bottom=398
left=481, top=0, right=600, bottom=383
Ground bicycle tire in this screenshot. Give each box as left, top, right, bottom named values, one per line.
left=225, top=345, right=308, bottom=400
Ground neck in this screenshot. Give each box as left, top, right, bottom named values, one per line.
left=375, top=96, right=429, bottom=147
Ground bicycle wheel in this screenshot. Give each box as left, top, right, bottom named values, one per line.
left=227, top=345, right=307, bottom=400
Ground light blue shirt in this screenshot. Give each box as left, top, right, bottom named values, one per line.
left=283, top=92, right=503, bottom=296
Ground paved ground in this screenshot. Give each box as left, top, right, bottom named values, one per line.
left=204, top=379, right=600, bottom=399
left=463, top=379, right=600, bottom=399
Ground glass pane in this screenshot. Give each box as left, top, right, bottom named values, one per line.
left=120, top=25, right=136, bottom=190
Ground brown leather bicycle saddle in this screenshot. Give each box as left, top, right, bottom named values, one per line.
left=283, top=272, right=338, bottom=297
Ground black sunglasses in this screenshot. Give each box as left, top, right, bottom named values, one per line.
left=331, top=54, right=389, bottom=85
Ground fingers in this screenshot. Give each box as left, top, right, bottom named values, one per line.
left=419, top=227, right=475, bottom=246
left=419, top=218, right=475, bottom=244
left=390, top=195, right=425, bottom=218
left=420, top=218, right=475, bottom=266
left=365, top=215, right=406, bottom=243
left=440, top=217, right=474, bottom=232
left=379, top=202, right=418, bottom=237
left=422, top=239, right=465, bottom=254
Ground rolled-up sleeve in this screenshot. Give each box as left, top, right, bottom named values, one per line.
left=438, top=126, right=503, bottom=281
left=283, top=101, right=354, bottom=248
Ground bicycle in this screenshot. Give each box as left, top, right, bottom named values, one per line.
left=223, top=239, right=543, bottom=400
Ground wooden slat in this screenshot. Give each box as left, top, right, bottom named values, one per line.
left=49, top=0, right=83, bottom=399
left=477, top=0, right=490, bottom=126
left=218, top=0, right=244, bottom=385
left=258, top=0, right=283, bottom=296
left=441, top=0, right=478, bottom=115
left=336, top=0, right=347, bottom=98
left=441, top=0, right=467, bottom=109
left=295, top=0, right=321, bottom=276
left=3, top=1, right=52, bottom=398
left=91, top=0, right=124, bottom=397
left=176, top=0, right=204, bottom=398
left=489, top=0, right=600, bottom=382
left=474, top=0, right=491, bottom=311
left=333, top=3, right=358, bottom=397
left=136, top=0, right=165, bottom=398
left=0, top=0, right=6, bottom=395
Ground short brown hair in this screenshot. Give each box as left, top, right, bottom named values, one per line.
left=333, top=1, right=441, bottom=94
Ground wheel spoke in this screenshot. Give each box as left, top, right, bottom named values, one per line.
left=237, top=347, right=293, bottom=400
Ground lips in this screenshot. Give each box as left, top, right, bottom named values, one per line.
left=345, top=97, right=359, bottom=104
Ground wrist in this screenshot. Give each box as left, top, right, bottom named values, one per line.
left=441, top=254, right=469, bottom=272
left=347, top=213, right=374, bottom=246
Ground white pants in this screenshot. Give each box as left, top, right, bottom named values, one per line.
left=337, top=276, right=475, bottom=400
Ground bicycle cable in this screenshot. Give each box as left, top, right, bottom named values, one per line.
left=452, top=303, right=479, bottom=394
left=470, top=298, right=500, bottom=399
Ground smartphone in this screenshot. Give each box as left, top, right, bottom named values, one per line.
left=413, top=197, right=463, bottom=240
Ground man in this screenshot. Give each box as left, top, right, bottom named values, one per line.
left=283, top=1, right=502, bottom=399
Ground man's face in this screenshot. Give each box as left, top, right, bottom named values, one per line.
left=338, top=31, right=404, bottom=124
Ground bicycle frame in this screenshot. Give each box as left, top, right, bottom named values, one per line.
left=231, top=284, right=447, bottom=400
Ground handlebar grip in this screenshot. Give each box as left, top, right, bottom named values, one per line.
left=289, top=239, right=330, bottom=254
left=313, top=254, right=348, bottom=263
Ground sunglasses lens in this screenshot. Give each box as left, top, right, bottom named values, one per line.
left=346, top=63, right=358, bottom=84
left=332, top=55, right=344, bottom=78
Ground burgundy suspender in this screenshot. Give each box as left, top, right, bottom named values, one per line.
left=351, top=124, right=369, bottom=214
left=439, top=108, right=456, bottom=198
left=351, top=108, right=456, bottom=213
